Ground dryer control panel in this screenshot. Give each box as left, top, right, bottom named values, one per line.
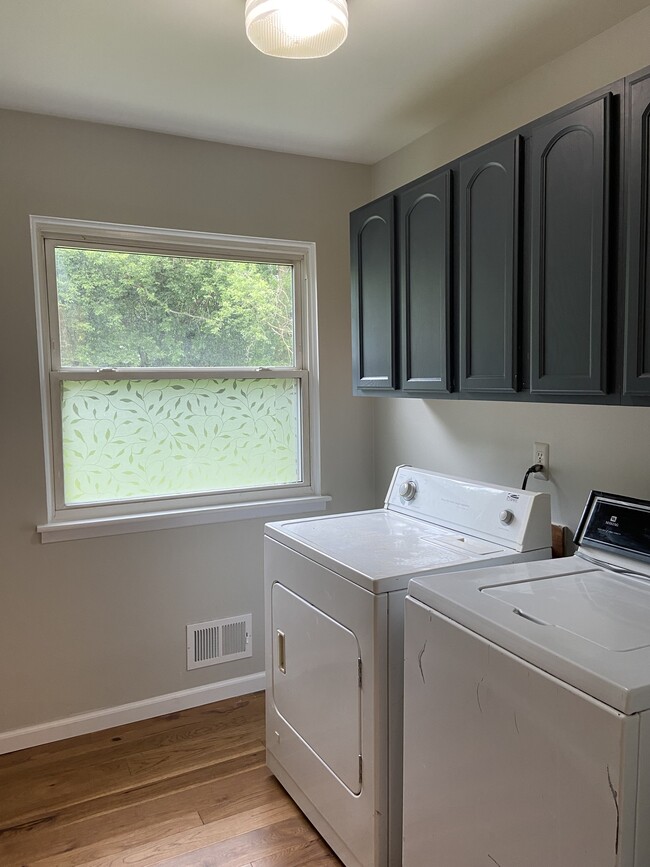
left=385, top=466, right=551, bottom=553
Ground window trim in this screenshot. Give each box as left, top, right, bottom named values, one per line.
left=31, top=216, right=328, bottom=542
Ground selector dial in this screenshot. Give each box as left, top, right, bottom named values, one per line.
left=399, top=480, right=418, bottom=502
left=499, top=509, right=514, bottom=525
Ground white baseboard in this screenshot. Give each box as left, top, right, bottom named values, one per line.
left=0, top=671, right=265, bottom=756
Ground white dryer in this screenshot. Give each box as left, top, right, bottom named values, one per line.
left=403, top=489, right=650, bottom=867
left=264, top=465, right=551, bottom=867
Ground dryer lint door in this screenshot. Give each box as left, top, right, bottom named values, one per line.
left=271, top=582, right=362, bottom=793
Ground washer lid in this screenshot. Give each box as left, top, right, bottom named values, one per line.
left=407, top=557, right=650, bottom=714
left=483, top=570, right=650, bottom=652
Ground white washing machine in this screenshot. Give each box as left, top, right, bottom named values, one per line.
left=403, top=489, right=650, bottom=867
left=264, top=465, right=551, bottom=867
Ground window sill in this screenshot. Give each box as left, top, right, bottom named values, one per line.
left=37, top=495, right=331, bottom=543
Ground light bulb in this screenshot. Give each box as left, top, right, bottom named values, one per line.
left=277, top=0, right=334, bottom=41
left=245, top=0, right=349, bottom=59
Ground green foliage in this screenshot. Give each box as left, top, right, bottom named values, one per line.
left=55, top=248, right=294, bottom=368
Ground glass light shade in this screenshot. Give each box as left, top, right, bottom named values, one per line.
left=245, top=0, right=348, bottom=59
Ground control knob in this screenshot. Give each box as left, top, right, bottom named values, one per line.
left=399, top=480, right=418, bottom=502
left=499, top=509, right=514, bottom=525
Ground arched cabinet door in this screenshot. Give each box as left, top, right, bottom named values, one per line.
left=624, top=70, right=650, bottom=399
left=530, top=94, right=612, bottom=396
left=350, top=196, right=398, bottom=392
left=459, top=137, right=521, bottom=394
left=398, top=171, right=452, bottom=393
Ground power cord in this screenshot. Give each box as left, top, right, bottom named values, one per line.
left=521, top=464, right=544, bottom=490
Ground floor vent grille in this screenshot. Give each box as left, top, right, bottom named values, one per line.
left=186, top=615, right=252, bottom=670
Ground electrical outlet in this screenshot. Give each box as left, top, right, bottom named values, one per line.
left=533, top=442, right=549, bottom=480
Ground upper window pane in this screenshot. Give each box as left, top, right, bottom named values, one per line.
left=54, top=247, right=295, bottom=368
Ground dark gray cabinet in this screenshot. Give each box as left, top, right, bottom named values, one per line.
left=459, top=138, right=521, bottom=393
left=398, top=170, right=452, bottom=393
left=624, top=69, right=650, bottom=398
left=530, top=95, right=612, bottom=396
left=349, top=68, right=650, bottom=406
left=350, top=195, right=397, bottom=392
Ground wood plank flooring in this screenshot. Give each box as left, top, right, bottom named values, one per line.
left=0, top=692, right=342, bottom=866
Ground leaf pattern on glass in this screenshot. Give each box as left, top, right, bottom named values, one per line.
left=61, top=379, right=301, bottom=504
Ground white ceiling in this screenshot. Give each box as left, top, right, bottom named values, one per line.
left=0, top=0, right=647, bottom=164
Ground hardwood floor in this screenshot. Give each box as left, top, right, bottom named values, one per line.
left=0, top=692, right=342, bottom=866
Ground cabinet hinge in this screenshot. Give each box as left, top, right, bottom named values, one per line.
left=358, top=657, right=362, bottom=688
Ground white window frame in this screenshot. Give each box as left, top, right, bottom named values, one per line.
left=31, top=216, right=328, bottom=542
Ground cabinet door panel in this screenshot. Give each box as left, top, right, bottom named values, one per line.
left=530, top=95, right=611, bottom=395
left=459, top=138, right=521, bottom=393
left=624, top=71, right=650, bottom=397
left=399, top=171, right=452, bottom=393
left=350, top=197, right=397, bottom=391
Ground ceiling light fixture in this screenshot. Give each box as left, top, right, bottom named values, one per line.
left=245, top=0, right=349, bottom=59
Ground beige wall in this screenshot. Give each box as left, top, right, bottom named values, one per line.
left=0, top=110, right=373, bottom=733
left=370, top=6, right=650, bottom=529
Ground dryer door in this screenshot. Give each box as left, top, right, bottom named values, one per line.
left=271, top=582, right=362, bottom=793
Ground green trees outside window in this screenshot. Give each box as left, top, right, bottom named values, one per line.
left=55, top=248, right=294, bottom=369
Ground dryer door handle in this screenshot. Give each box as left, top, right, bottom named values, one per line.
left=277, top=630, right=286, bottom=674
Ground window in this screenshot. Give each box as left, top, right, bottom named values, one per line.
left=32, top=218, right=326, bottom=541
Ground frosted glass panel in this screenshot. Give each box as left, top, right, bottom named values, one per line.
left=61, top=378, right=301, bottom=504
